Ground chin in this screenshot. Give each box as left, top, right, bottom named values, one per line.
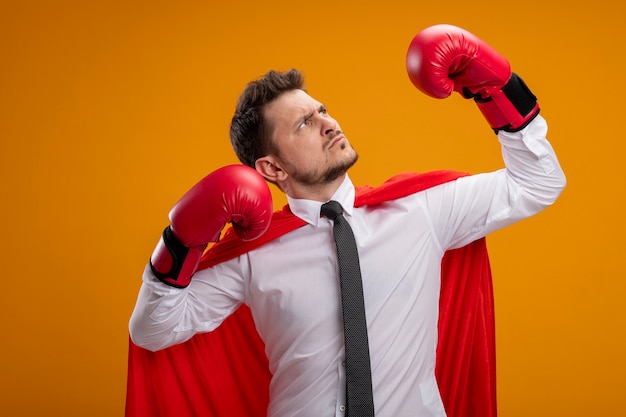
left=324, top=152, right=359, bottom=183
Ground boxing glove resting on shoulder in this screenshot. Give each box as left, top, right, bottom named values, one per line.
left=150, top=165, right=273, bottom=288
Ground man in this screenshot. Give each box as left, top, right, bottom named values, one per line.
left=129, top=24, right=566, bottom=416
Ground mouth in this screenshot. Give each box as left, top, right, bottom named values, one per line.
left=327, top=134, right=345, bottom=150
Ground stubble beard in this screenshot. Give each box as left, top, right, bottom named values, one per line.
left=290, top=149, right=359, bottom=187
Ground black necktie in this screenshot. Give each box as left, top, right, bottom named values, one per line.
left=321, top=200, right=375, bottom=417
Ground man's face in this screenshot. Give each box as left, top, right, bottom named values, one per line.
left=263, top=89, right=358, bottom=188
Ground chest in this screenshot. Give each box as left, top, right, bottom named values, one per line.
left=244, top=203, right=444, bottom=331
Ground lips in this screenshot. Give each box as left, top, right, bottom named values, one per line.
left=328, top=134, right=345, bottom=149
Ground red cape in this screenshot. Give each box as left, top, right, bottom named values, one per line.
left=126, top=170, right=497, bottom=417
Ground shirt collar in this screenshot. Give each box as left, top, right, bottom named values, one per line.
left=286, top=175, right=356, bottom=227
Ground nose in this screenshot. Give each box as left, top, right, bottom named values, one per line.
left=321, top=115, right=337, bottom=136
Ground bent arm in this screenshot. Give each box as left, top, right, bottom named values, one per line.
left=425, top=115, right=566, bottom=249
left=129, top=259, right=247, bottom=352
left=498, top=114, right=566, bottom=208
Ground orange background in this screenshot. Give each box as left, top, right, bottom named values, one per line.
left=1, top=0, right=624, bottom=416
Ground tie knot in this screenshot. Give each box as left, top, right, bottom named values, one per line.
left=320, top=200, right=343, bottom=220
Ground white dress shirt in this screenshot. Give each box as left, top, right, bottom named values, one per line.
left=130, top=115, right=565, bottom=417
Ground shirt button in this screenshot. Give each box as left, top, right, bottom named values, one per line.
left=342, top=361, right=346, bottom=367
left=340, top=405, right=346, bottom=412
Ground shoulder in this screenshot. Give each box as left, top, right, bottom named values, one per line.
left=355, top=170, right=469, bottom=207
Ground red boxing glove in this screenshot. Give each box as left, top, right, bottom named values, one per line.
left=406, top=24, right=539, bottom=132
left=150, top=165, right=273, bottom=288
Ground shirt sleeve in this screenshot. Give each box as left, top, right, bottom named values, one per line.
left=420, top=114, right=566, bottom=250
left=128, top=256, right=249, bottom=352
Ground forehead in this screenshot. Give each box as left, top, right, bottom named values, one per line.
left=264, top=89, right=320, bottom=124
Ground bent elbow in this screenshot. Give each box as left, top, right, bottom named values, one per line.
left=545, top=169, right=567, bottom=206
left=128, top=316, right=169, bottom=352
left=528, top=170, right=567, bottom=212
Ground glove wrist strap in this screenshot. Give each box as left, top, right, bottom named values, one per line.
left=467, top=73, right=540, bottom=133
left=150, top=226, right=205, bottom=288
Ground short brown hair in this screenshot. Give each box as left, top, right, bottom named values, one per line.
left=230, top=69, right=305, bottom=168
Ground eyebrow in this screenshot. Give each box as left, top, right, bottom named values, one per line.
left=293, top=104, right=327, bottom=129
left=294, top=111, right=313, bottom=129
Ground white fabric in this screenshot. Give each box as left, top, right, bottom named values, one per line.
left=130, top=116, right=565, bottom=417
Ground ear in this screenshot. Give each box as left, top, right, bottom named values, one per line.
left=255, top=155, right=288, bottom=184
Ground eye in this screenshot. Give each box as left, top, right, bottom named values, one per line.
left=298, top=119, right=311, bottom=129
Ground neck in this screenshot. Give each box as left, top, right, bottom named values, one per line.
left=284, top=173, right=347, bottom=202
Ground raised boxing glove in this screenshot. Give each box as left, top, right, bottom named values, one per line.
left=406, top=24, right=539, bottom=133
left=150, top=164, right=273, bottom=288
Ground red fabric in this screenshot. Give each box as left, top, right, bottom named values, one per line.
left=126, top=305, right=270, bottom=417
left=438, top=237, right=496, bottom=417
left=126, top=170, right=497, bottom=417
